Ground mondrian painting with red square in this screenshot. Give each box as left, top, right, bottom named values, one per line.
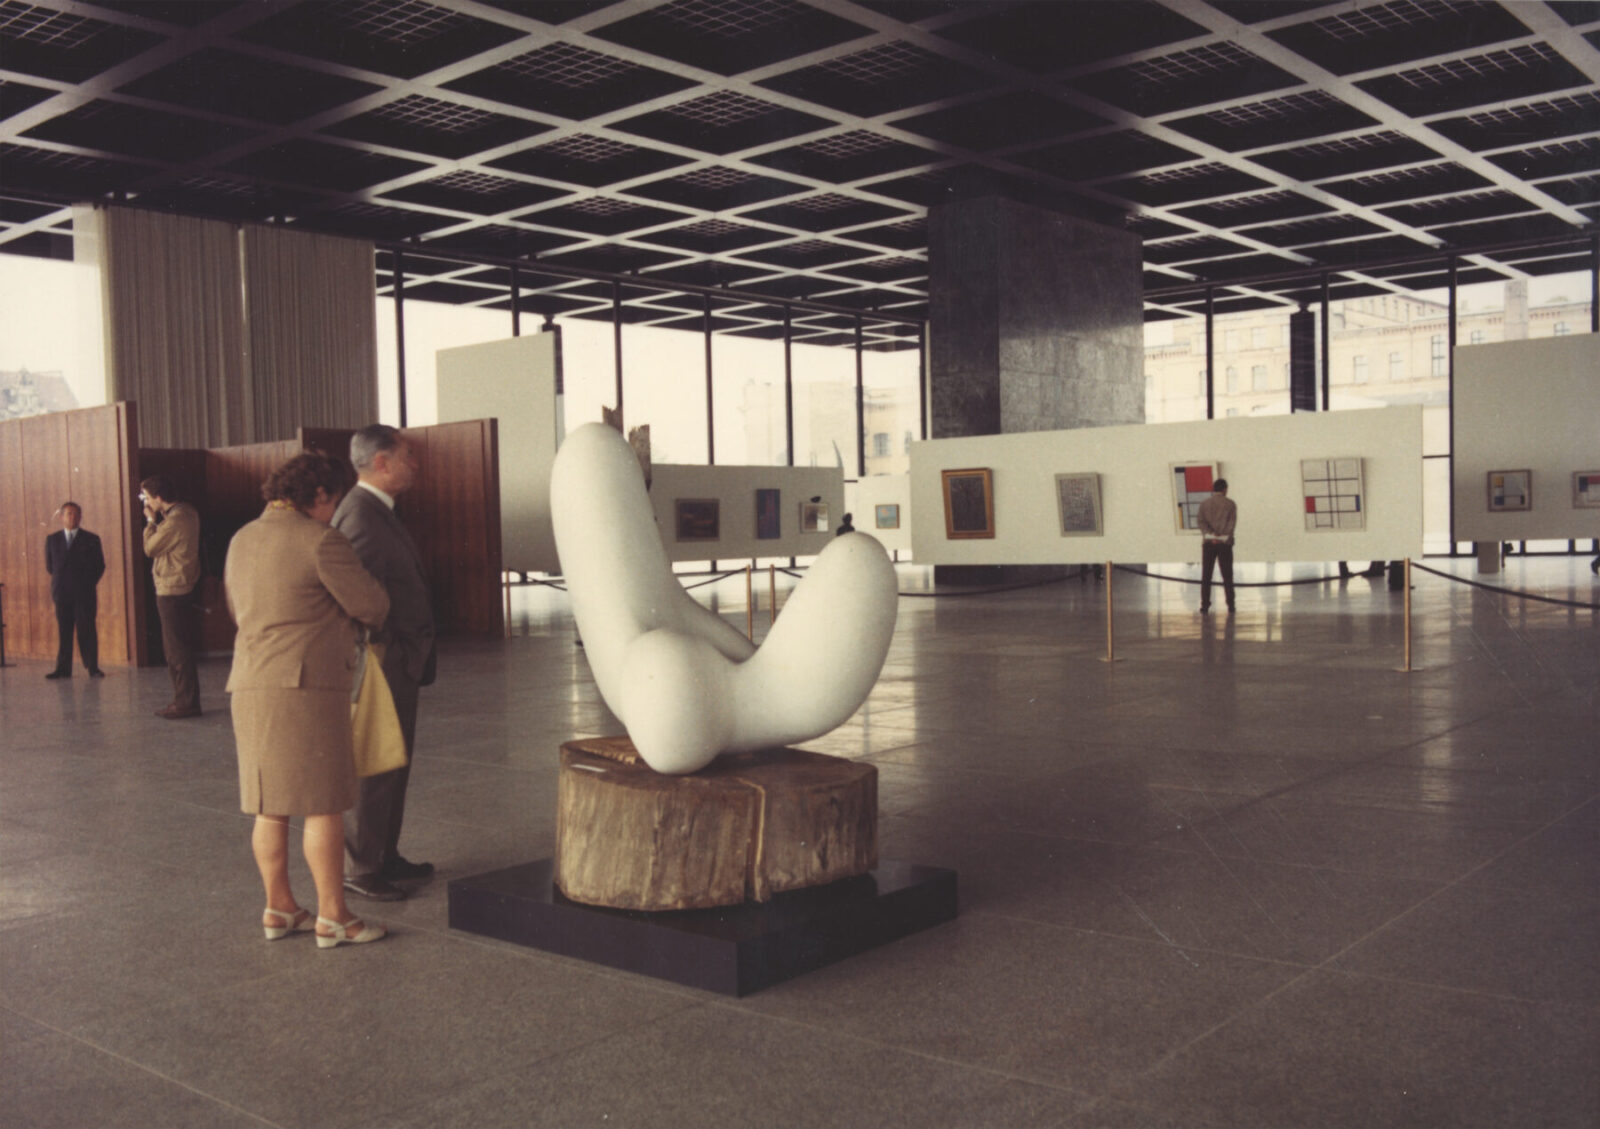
left=1301, top=458, right=1365, bottom=531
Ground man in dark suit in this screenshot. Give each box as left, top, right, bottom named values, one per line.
left=44, top=501, right=106, bottom=679
left=334, top=425, right=437, bottom=902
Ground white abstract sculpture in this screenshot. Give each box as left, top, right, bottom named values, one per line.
left=551, top=423, right=898, bottom=774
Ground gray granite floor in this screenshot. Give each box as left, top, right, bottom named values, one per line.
left=2, top=557, right=1596, bottom=1129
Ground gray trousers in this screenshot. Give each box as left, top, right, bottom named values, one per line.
left=344, top=673, right=419, bottom=879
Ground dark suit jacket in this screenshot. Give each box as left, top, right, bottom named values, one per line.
left=45, top=529, right=106, bottom=605
left=332, top=485, right=436, bottom=688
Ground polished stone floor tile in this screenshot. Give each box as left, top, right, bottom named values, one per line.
left=1124, top=970, right=1599, bottom=1129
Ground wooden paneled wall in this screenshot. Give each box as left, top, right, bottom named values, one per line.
left=401, top=419, right=504, bottom=637
left=0, top=404, right=145, bottom=665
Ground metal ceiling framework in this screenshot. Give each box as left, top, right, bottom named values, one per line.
left=2, top=0, right=1598, bottom=345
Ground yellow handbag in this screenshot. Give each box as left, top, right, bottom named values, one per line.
left=351, top=642, right=408, bottom=777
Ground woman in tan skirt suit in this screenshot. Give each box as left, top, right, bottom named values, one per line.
left=226, top=452, right=392, bottom=949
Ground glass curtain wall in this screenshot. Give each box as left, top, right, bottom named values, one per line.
left=618, top=286, right=708, bottom=465
left=860, top=318, right=920, bottom=477
left=711, top=299, right=787, bottom=467
left=789, top=315, right=858, bottom=474
left=0, top=238, right=106, bottom=420
left=1142, top=308, right=1209, bottom=423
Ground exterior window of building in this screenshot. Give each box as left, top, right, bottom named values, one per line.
left=1223, top=329, right=1240, bottom=352
left=1225, top=407, right=1239, bottom=417
left=1353, top=355, right=1368, bottom=384
left=1251, top=364, right=1268, bottom=390
left=1283, top=363, right=1291, bottom=386
left=903, top=430, right=913, bottom=454
left=1251, top=326, right=1268, bottom=349
left=1197, top=369, right=1206, bottom=396
left=1388, top=351, right=1404, bottom=381
left=872, top=431, right=890, bottom=458
left=1430, top=334, right=1445, bottom=377
left=1225, top=365, right=1238, bottom=394
left=1554, top=322, right=1570, bottom=336
left=1282, top=324, right=1292, bottom=347
left=1470, top=330, right=1484, bottom=344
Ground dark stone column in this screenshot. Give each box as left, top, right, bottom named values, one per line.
left=928, top=196, right=1144, bottom=584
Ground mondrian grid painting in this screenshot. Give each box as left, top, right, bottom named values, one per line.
left=1301, top=458, right=1365, bottom=531
left=1572, top=471, right=1600, bottom=509
left=1487, top=469, right=1531, bottom=512
left=1170, top=463, right=1217, bottom=532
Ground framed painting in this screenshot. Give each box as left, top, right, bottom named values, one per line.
left=674, top=498, right=720, bottom=541
left=1486, top=469, right=1531, bottom=512
left=1170, top=462, right=1218, bottom=532
left=1301, top=457, right=1365, bottom=531
left=1573, top=471, right=1600, bottom=509
left=799, top=501, right=829, bottom=533
left=875, top=503, right=900, bottom=530
left=1054, top=472, right=1102, bottom=537
left=755, top=488, right=781, bottom=539
left=942, top=467, right=995, bottom=539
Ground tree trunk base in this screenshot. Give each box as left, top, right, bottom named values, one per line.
left=555, top=736, right=878, bottom=912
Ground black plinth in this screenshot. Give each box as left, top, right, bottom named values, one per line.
left=448, top=859, right=958, bottom=996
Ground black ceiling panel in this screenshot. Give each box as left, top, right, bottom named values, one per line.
left=1322, top=162, right=1495, bottom=206
left=934, top=1, right=1206, bottom=73
left=536, top=242, right=681, bottom=273
left=612, top=91, right=833, bottom=155
left=238, top=0, right=525, bottom=80
left=1143, top=234, right=1255, bottom=265
left=423, top=223, right=577, bottom=259
left=626, top=166, right=807, bottom=211
left=0, top=3, right=162, bottom=82
left=292, top=200, right=455, bottom=240
left=1246, top=214, right=1387, bottom=248
left=323, top=95, right=549, bottom=160
left=646, top=218, right=783, bottom=254
left=1356, top=44, right=1590, bottom=117
left=853, top=217, right=925, bottom=251
left=468, top=1, right=622, bottom=23
left=22, top=99, right=260, bottom=161
left=1125, top=214, right=1196, bottom=240
left=1303, top=234, right=1441, bottom=266
left=1175, top=191, right=1330, bottom=227
left=1253, top=131, right=1443, bottom=180
left=487, top=135, right=690, bottom=188
left=0, top=142, right=152, bottom=200
left=0, top=196, right=64, bottom=222
left=84, top=2, right=245, bottom=26
left=1267, top=1, right=1532, bottom=76
left=644, top=260, right=769, bottom=288
left=1489, top=137, right=1600, bottom=180
left=590, top=0, right=873, bottom=76
left=1010, top=131, right=1200, bottom=181
left=381, top=170, right=568, bottom=213
left=826, top=254, right=927, bottom=283
left=1187, top=252, right=1306, bottom=282
left=223, top=139, right=430, bottom=192
left=1430, top=212, right=1582, bottom=247
left=1068, top=43, right=1299, bottom=117
left=1102, top=163, right=1274, bottom=207
left=1, top=77, right=57, bottom=119
left=739, top=238, right=874, bottom=269
left=443, top=42, right=694, bottom=120
left=1207, top=2, right=1328, bottom=21
left=750, top=130, right=939, bottom=182
left=757, top=41, right=988, bottom=117
left=1168, top=91, right=1378, bottom=152
left=848, top=2, right=956, bottom=21
left=1380, top=189, right=1533, bottom=227
left=119, top=49, right=383, bottom=125
left=131, top=175, right=328, bottom=221
left=1538, top=173, right=1600, bottom=206
left=518, top=196, right=685, bottom=236
left=893, top=92, right=1107, bottom=151
left=1430, top=90, right=1600, bottom=150
left=741, top=193, right=910, bottom=233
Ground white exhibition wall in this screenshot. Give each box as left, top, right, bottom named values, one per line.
left=435, top=333, right=561, bottom=573
left=650, top=463, right=844, bottom=563
left=845, top=474, right=911, bottom=554
left=1452, top=333, right=1600, bottom=543
left=910, top=406, right=1424, bottom=565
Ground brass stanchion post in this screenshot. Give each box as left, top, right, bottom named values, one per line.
left=769, top=563, right=777, bottom=627
left=1397, top=557, right=1416, bottom=673
left=1099, top=561, right=1120, bottom=663
left=503, top=575, right=512, bottom=639
left=746, top=565, right=754, bottom=641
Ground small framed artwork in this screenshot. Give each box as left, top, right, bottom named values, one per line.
left=755, top=488, right=781, bottom=539
left=1486, top=469, right=1531, bottom=512
left=875, top=503, right=900, bottom=530
left=1573, top=471, right=1600, bottom=509
left=942, top=467, right=995, bottom=539
left=1170, top=462, right=1218, bottom=532
left=1054, top=472, right=1103, bottom=537
left=799, top=501, right=829, bottom=533
left=674, top=498, right=720, bottom=541
left=1301, top=458, right=1365, bottom=531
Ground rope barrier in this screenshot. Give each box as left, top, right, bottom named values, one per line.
left=1409, top=561, right=1600, bottom=610
left=1113, top=564, right=1339, bottom=588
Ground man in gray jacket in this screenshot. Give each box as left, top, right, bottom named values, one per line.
left=334, top=425, right=437, bottom=902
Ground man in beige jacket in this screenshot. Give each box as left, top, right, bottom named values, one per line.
left=142, top=474, right=203, bottom=718
left=1197, top=478, right=1237, bottom=615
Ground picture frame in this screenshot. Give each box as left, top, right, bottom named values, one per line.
left=799, top=501, right=829, bottom=533
left=1573, top=471, right=1600, bottom=509
left=1054, top=472, right=1102, bottom=537
left=1486, top=469, right=1531, bottom=512
left=1170, top=462, right=1219, bottom=533
left=942, top=467, right=995, bottom=539
left=1301, top=457, right=1365, bottom=531
left=755, top=488, right=781, bottom=539
left=674, top=498, right=720, bottom=541
left=874, top=503, right=900, bottom=530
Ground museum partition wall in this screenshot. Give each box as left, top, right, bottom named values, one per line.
left=0, top=404, right=503, bottom=666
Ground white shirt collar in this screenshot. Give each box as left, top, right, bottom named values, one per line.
left=357, top=479, right=395, bottom=510
left=65, top=529, right=76, bottom=543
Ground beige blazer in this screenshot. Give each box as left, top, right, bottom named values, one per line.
left=225, top=506, right=390, bottom=693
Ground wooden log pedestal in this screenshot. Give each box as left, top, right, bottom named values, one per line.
left=554, top=736, right=877, bottom=911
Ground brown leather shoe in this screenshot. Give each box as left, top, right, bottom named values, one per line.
left=156, top=704, right=202, bottom=719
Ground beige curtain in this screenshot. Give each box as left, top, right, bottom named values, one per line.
left=240, top=225, right=377, bottom=441
left=96, top=206, right=248, bottom=447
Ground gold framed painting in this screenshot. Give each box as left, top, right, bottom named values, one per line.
left=941, top=468, right=994, bottom=539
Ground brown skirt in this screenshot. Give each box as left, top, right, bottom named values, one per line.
left=232, top=689, right=357, bottom=816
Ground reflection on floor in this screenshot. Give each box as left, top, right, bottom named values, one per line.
left=2, top=558, right=1596, bottom=1128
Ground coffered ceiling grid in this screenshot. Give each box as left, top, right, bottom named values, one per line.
left=2, top=0, right=1597, bottom=337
